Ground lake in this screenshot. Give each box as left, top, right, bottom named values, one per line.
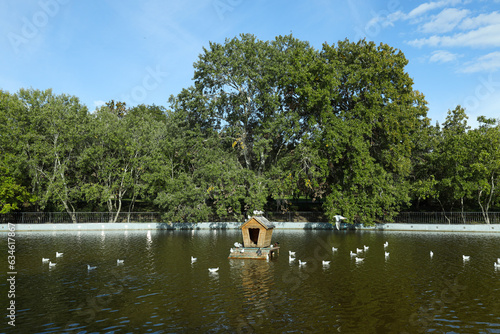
left=1, top=229, right=499, bottom=333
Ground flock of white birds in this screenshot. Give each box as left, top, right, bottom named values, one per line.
left=42, top=241, right=500, bottom=274
left=287, top=241, right=500, bottom=271
left=42, top=252, right=124, bottom=271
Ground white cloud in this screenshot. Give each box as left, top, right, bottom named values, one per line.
left=460, top=52, right=500, bottom=73
left=93, top=100, right=106, bottom=108
left=409, top=24, right=500, bottom=47
left=407, top=0, right=462, bottom=18
left=429, top=50, right=460, bottom=63
left=459, top=11, right=500, bottom=30
left=420, top=8, right=469, bottom=33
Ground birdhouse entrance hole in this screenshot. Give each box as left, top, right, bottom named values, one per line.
left=249, top=228, right=260, bottom=245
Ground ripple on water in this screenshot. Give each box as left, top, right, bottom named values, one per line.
left=2, top=229, right=500, bottom=333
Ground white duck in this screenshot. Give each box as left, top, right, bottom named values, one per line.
left=363, top=245, right=369, bottom=251
left=289, top=250, right=296, bottom=257
left=87, top=264, right=97, bottom=270
left=191, top=256, right=197, bottom=263
left=430, top=251, right=434, bottom=259
left=117, top=259, right=124, bottom=265
left=298, top=260, right=307, bottom=266
left=332, top=247, right=338, bottom=252
left=208, top=267, right=219, bottom=273
left=48, top=261, right=56, bottom=267
left=463, top=255, right=470, bottom=261
left=384, top=242, right=389, bottom=248
left=42, top=258, right=49, bottom=263
left=385, top=251, right=390, bottom=258
left=56, top=252, right=63, bottom=257
left=356, top=248, right=363, bottom=253
left=322, top=260, right=331, bottom=265
left=355, top=257, right=364, bottom=263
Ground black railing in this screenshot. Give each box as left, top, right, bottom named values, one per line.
left=0, top=212, right=163, bottom=224
left=1, top=211, right=499, bottom=225
left=394, top=212, right=500, bottom=225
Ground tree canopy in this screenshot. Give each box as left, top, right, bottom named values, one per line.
left=1, top=34, right=499, bottom=224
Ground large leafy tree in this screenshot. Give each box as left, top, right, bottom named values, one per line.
left=433, top=106, right=475, bottom=217
left=299, top=40, right=429, bottom=224
left=469, top=117, right=500, bottom=223
left=0, top=89, right=89, bottom=222
left=171, top=34, right=317, bottom=215
left=80, top=102, right=168, bottom=222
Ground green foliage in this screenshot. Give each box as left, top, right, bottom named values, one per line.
left=0, top=35, right=498, bottom=225
left=0, top=158, right=36, bottom=213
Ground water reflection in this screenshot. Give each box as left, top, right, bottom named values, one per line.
left=1, top=230, right=500, bottom=333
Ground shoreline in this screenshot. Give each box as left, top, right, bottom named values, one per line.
left=1, top=222, right=500, bottom=233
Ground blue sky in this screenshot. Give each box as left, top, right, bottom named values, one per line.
left=1, top=0, right=499, bottom=127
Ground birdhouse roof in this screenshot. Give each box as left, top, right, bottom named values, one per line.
left=242, top=216, right=275, bottom=230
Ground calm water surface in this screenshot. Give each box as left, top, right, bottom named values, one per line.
left=1, top=229, right=500, bottom=333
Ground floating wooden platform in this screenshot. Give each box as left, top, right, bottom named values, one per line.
left=228, top=246, right=280, bottom=260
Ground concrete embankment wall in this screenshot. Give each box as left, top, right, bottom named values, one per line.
left=1, top=222, right=500, bottom=232
left=359, top=223, right=500, bottom=233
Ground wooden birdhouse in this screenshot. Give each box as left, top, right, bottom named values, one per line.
left=228, top=215, right=279, bottom=260
left=241, top=215, right=275, bottom=248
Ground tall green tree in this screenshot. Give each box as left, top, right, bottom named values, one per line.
left=80, top=102, right=164, bottom=222
left=174, top=33, right=318, bottom=215
left=469, top=117, right=500, bottom=223
left=300, top=39, right=429, bottom=224
left=0, top=89, right=89, bottom=221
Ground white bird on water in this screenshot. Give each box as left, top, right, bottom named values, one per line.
left=495, top=262, right=500, bottom=270
left=87, top=264, right=96, bottom=270
left=191, top=256, right=197, bottom=264
left=332, top=247, right=338, bottom=252
left=117, top=259, right=124, bottom=265
left=48, top=261, right=56, bottom=267
left=289, top=250, right=296, bottom=257
left=298, top=260, right=307, bottom=266
left=430, top=251, right=434, bottom=259
left=497, top=258, right=500, bottom=264
left=364, top=245, right=369, bottom=251
left=289, top=255, right=295, bottom=262
left=384, top=242, right=389, bottom=248
left=234, top=242, right=243, bottom=248
left=208, top=267, right=219, bottom=273
left=385, top=251, right=390, bottom=258
left=56, top=252, right=63, bottom=257
left=463, top=255, right=470, bottom=261
left=42, top=258, right=49, bottom=263
left=355, top=257, right=364, bottom=263
left=356, top=248, right=363, bottom=253
left=322, top=260, right=331, bottom=265
left=350, top=251, right=357, bottom=257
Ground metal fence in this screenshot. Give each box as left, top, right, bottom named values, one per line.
left=0, top=212, right=163, bottom=224
left=395, top=212, right=500, bottom=225
left=1, top=211, right=499, bottom=225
